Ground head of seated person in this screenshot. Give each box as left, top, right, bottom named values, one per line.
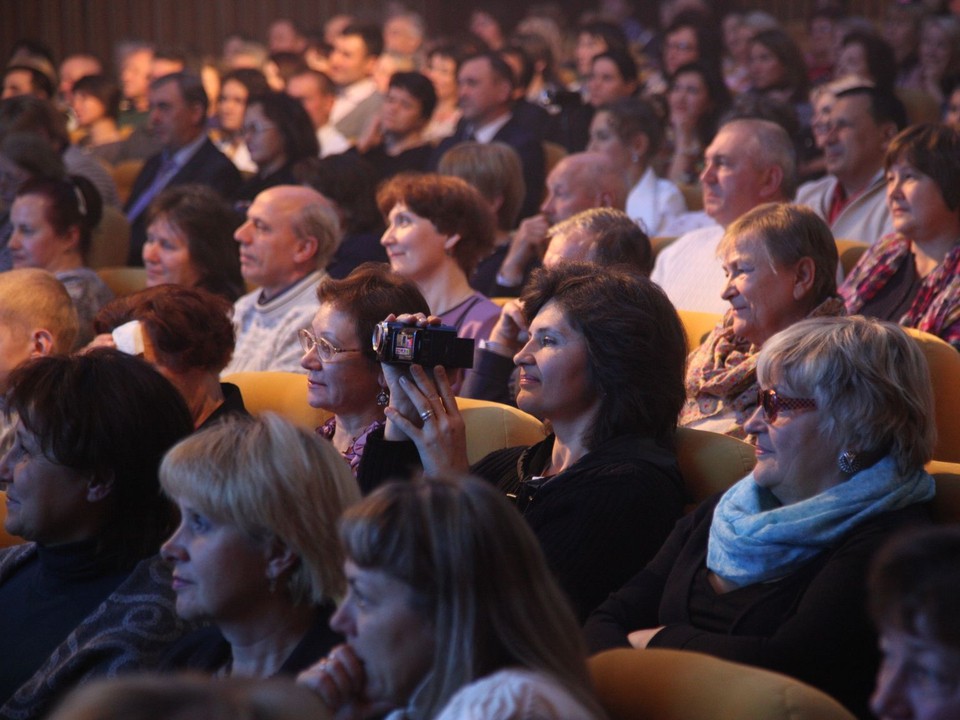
left=870, top=526, right=960, bottom=720
left=143, top=185, right=243, bottom=302
left=94, top=285, right=238, bottom=429
left=682, top=203, right=842, bottom=437
left=159, top=414, right=360, bottom=676
left=242, top=91, right=318, bottom=180
left=303, top=474, right=604, bottom=718
left=543, top=208, right=652, bottom=276
left=301, top=263, right=428, bottom=472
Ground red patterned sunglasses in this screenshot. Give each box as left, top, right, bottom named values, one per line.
left=757, top=388, right=817, bottom=422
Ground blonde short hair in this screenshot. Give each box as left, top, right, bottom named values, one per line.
left=160, top=413, right=360, bottom=605
left=0, top=268, right=78, bottom=352
left=758, top=316, right=936, bottom=474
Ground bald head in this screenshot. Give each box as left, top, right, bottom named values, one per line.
left=540, top=152, right=628, bottom=225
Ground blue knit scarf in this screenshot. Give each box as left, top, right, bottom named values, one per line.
left=707, top=456, right=935, bottom=588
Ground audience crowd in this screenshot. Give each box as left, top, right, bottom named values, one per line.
left=3, top=1, right=960, bottom=718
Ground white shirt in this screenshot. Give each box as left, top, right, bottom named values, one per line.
left=651, top=224, right=729, bottom=315
left=330, top=78, right=379, bottom=126
left=626, top=166, right=687, bottom=236
left=317, top=124, right=351, bottom=157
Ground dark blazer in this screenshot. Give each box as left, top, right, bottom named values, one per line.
left=432, top=112, right=546, bottom=221
left=124, top=137, right=242, bottom=265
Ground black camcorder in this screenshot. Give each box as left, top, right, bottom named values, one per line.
left=372, top=322, right=475, bottom=369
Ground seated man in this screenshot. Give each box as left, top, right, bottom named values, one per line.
left=223, top=185, right=340, bottom=375
left=0, top=269, right=79, bottom=455
left=869, top=526, right=960, bottom=720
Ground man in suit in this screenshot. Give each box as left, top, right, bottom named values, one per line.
left=124, top=72, right=241, bottom=265
left=433, top=51, right=545, bottom=221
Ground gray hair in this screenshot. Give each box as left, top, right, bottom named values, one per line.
left=757, top=316, right=936, bottom=474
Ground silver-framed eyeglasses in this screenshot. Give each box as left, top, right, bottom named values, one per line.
left=298, top=329, right=364, bottom=363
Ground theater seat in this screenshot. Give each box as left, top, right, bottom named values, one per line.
left=904, top=328, right=960, bottom=463
left=675, top=427, right=755, bottom=510
left=96, top=267, right=148, bottom=298
left=0, top=492, right=25, bottom=548
left=925, top=460, right=960, bottom=524
left=222, top=371, right=546, bottom=465
left=677, top=309, right=722, bottom=352
left=589, top=648, right=856, bottom=720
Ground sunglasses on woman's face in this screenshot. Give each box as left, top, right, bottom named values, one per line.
left=757, top=388, right=817, bottom=422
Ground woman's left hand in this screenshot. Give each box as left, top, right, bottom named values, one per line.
left=387, top=364, right=470, bottom=476
left=627, top=626, right=665, bottom=649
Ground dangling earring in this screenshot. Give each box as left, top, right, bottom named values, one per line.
left=838, top=450, right=862, bottom=475
left=376, top=386, right=389, bottom=406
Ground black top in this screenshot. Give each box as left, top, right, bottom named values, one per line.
left=358, top=430, right=685, bottom=621
left=197, top=383, right=250, bottom=431
left=160, top=602, right=340, bottom=676
left=857, top=253, right=922, bottom=323
left=583, top=494, right=932, bottom=719
left=326, top=231, right=389, bottom=280
left=355, top=144, right=433, bottom=184
left=0, top=539, right=129, bottom=703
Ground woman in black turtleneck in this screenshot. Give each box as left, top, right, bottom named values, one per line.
left=0, top=350, right=194, bottom=719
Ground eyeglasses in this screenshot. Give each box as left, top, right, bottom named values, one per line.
left=298, top=329, right=363, bottom=363
left=242, top=121, right=277, bottom=135
left=757, top=388, right=817, bottom=422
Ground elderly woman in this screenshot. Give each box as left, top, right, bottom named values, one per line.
left=681, top=203, right=844, bottom=439
left=359, top=262, right=688, bottom=620
left=142, top=184, right=244, bottom=301
left=377, top=173, right=499, bottom=345
left=436, top=141, right=525, bottom=296
left=298, top=475, right=605, bottom=719
left=840, top=124, right=960, bottom=350
left=588, top=97, right=686, bottom=236
left=868, top=527, right=960, bottom=720
left=300, top=263, right=429, bottom=479
left=159, top=414, right=360, bottom=677
left=0, top=350, right=194, bottom=718
left=93, top=285, right=245, bottom=429
left=235, top=91, right=319, bottom=206
left=10, top=176, right=113, bottom=346
left=585, top=316, right=936, bottom=718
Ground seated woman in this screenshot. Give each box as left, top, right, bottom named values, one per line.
left=0, top=350, right=194, bottom=718
left=143, top=185, right=244, bottom=301
left=210, top=68, right=271, bottom=174
left=681, top=203, right=843, bottom=439
left=423, top=42, right=463, bottom=143
left=298, top=475, right=605, bottom=719
left=585, top=315, right=936, bottom=717
left=159, top=414, right=360, bottom=677
left=301, top=263, right=429, bottom=479
left=235, top=91, right=319, bottom=207
left=70, top=74, right=126, bottom=165
left=869, top=526, right=960, bottom=720
left=377, top=173, right=501, bottom=381
left=353, top=71, right=436, bottom=183
left=9, top=176, right=113, bottom=346
left=436, top=141, right=525, bottom=296
left=358, top=262, right=687, bottom=620
left=840, top=123, right=960, bottom=350
left=588, top=97, right=686, bottom=236
left=93, top=285, right=246, bottom=429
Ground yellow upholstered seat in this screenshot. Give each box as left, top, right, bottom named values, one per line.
left=88, top=205, right=131, bottom=269
left=835, top=238, right=868, bottom=277
left=222, top=371, right=546, bottom=466
left=925, top=460, right=960, bottom=524
left=677, top=309, right=722, bottom=352
left=0, top=492, right=25, bottom=548
left=904, top=328, right=960, bottom=463
left=589, top=648, right=856, bottom=720
left=675, top=427, right=755, bottom=509
left=95, top=267, right=148, bottom=298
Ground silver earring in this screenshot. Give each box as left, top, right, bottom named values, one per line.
left=838, top=450, right=862, bottom=475
left=376, top=387, right=389, bottom=406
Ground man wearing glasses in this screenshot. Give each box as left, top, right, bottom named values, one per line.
left=222, top=185, right=340, bottom=375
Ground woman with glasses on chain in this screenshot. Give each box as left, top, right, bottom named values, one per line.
left=300, top=263, right=428, bottom=480
left=586, top=316, right=936, bottom=719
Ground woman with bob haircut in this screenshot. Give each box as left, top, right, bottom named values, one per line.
left=142, top=184, right=244, bottom=301
left=0, top=349, right=194, bottom=718
left=586, top=315, right=936, bottom=718
left=70, top=74, right=125, bottom=163
left=301, top=263, right=429, bottom=480
left=212, top=67, right=271, bottom=174
left=436, top=141, right=525, bottom=295
left=159, top=413, right=360, bottom=677
left=235, top=91, right=319, bottom=205
left=868, top=526, right=960, bottom=720
left=358, top=262, right=688, bottom=620
left=377, top=173, right=500, bottom=346
left=841, top=123, right=960, bottom=350
left=682, top=203, right=843, bottom=439
left=588, top=96, right=686, bottom=236
left=93, top=285, right=245, bottom=429
left=299, top=475, right=605, bottom=719
left=10, top=175, right=113, bottom=346
left=664, top=61, right=731, bottom=187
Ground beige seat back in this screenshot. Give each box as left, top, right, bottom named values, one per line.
left=904, top=328, right=960, bottom=463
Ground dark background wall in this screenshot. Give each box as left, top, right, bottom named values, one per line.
left=3, top=0, right=887, bottom=72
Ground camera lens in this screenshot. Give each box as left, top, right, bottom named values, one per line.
left=372, top=323, right=385, bottom=352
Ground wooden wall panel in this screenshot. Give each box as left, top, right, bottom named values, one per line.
left=2, top=0, right=888, bottom=76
